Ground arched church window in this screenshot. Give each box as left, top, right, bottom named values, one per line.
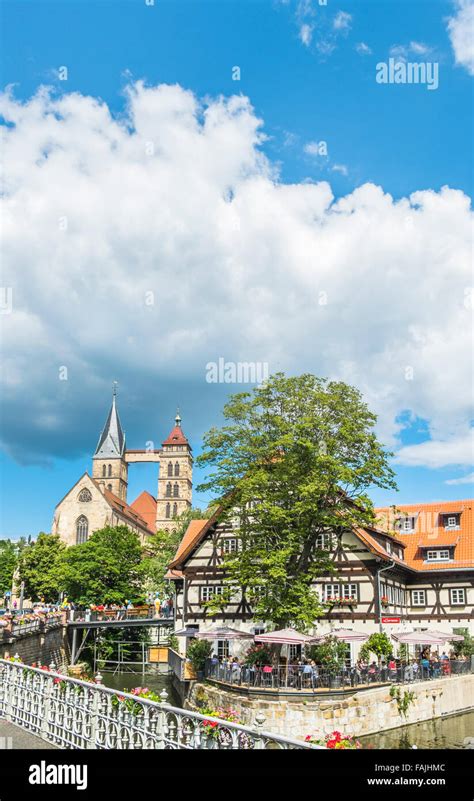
left=167, top=462, right=173, bottom=477
left=76, top=516, right=89, bottom=545
left=108, top=464, right=112, bottom=477
left=165, top=503, right=171, bottom=518
left=166, top=482, right=172, bottom=497
left=173, top=483, right=179, bottom=497
left=172, top=502, right=177, bottom=517
left=102, top=465, right=106, bottom=477
left=78, top=488, right=92, bottom=502
left=174, top=462, right=180, bottom=476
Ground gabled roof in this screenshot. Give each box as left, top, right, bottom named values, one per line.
left=129, top=491, right=157, bottom=533
left=94, top=393, right=126, bottom=458
left=89, top=478, right=151, bottom=533
left=376, top=500, right=474, bottom=572
left=168, top=517, right=213, bottom=567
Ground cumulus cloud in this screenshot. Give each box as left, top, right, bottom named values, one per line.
left=0, top=82, right=472, bottom=468
left=396, top=433, right=474, bottom=469
left=356, top=42, right=372, bottom=55
left=447, top=0, right=474, bottom=75
left=389, top=42, right=433, bottom=61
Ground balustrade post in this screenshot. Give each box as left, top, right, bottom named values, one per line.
left=40, top=675, right=53, bottom=742
left=253, top=711, right=267, bottom=749
left=88, top=688, right=101, bottom=749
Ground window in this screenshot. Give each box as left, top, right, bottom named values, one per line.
left=174, top=462, right=180, bottom=477
left=411, top=589, right=426, bottom=606
left=217, top=640, right=229, bottom=659
left=172, top=502, right=178, bottom=517
left=167, top=462, right=173, bottom=477
left=450, top=588, right=466, bottom=606
left=108, top=464, right=112, bottom=477
left=386, top=541, right=392, bottom=554
left=445, top=514, right=460, bottom=529
left=324, top=584, right=340, bottom=601
left=400, top=516, right=415, bottom=532
left=76, top=516, right=89, bottom=544
left=102, top=465, right=106, bottom=477
left=166, top=482, right=172, bottom=497
left=173, top=483, right=179, bottom=498
left=426, top=549, right=450, bottom=562
left=165, top=503, right=170, bottom=519
left=78, top=488, right=92, bottom=502
left=316, top=533, right=333, bottom=550
left=201, top=586, right=224, bottom=602
left=388, top=585, right=394, bottom=603
left=222, top=538, right=238, bottom=554
left=342, top=584, right=357, bottom=600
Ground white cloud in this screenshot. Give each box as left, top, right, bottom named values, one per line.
left=445, top=471, right=474, bottom=484
left=331, top=163, right=348, bottom=175
left=389, top=42, right=432, bottom=61
left=0, top=82, right=472, bottom=468
left=356, top=42, right=372, bottom=55
left=396, top=432, right=474, bottom=468
left=333, top=11, right=352, bottom=31
left=299, top=23, right=314, bottom=47
left=447, top=0, right=474, bottom=75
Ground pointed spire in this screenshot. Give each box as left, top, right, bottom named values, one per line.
left=162, top=409, right=189, bottom=447
left=94, top=386, right=126, bottom=458
left=175, top=408, right=182, bottom=427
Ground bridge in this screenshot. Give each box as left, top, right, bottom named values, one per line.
left=66, top=612, right=174, bottom=665
left=0, top=659, right=320, bottom=750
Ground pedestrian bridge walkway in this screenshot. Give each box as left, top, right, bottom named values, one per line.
left=0, top=718, right=57, bottom=749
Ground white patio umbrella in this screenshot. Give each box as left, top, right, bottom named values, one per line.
left=391, top=631, right=450, bottom=645
left=424, top=630, right=464, bottom=642
left=327, top=628, right=369, bottom=642
left=254, top=628, right=318, bottom=687
left=195, top=627, right=254, bottom=640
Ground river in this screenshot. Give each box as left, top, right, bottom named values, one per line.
left=101, top=669, right=181, bottom=707
left=361, top=710, right=474, bottom=749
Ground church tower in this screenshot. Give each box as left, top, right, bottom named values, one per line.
left=92, top=387, right=128, bottom=501
left=156, top=411, right=193, bottom=531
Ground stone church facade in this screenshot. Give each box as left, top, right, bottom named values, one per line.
left=52, top=390, right=193, bottom=546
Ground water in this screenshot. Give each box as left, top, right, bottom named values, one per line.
left=361, top=710, right=474, bottom=749
left=101, top=670, right=181, bottom=708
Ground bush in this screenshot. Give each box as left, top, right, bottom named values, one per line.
left=186, top=639, right=213, bottom=672
left=306, top=636, right=347, bottom=672
left=358, top=633, right=392, bottom=664
left=243, top=643, right=273, bottom=666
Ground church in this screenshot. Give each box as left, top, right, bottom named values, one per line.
left=52, top=389, right=193, bottom=546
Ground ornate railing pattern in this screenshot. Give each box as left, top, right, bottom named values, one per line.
left=0, top=660, right=320, bottom=750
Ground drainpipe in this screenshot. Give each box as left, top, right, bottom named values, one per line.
left=377, top=560, right=395, bottom=633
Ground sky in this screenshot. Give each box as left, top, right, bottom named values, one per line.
left=0, top=0, right=473, bottom=538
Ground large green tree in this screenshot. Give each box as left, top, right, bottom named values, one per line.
left=60, top=526, right=143, bottom=605
left=17, top=533, right=66, bottom=602
left=197, top=372, right=396, bottom=630
left=140, top=508, right=209, bottom=596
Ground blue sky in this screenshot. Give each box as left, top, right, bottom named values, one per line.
left=0, top=0, right=473, bottom=537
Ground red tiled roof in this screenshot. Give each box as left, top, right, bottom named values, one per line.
left=129, top=491, right=157, bottom=533
left=164, top=569, right=184, bottom=580
left=375, top=500, right=474, bottom=571
left=169, top=518, right=212, bottom=567
left=162, top=426, right=189, bottom=446
left=90, top=477, right=151, bottom=533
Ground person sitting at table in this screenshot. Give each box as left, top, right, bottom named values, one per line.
left=368, top=662, right=378, bottom=682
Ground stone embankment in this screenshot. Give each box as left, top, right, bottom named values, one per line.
left=187, top=674, right=474, bottom=739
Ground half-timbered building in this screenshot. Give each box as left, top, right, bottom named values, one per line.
left=167, top=499, right=474, bottom=661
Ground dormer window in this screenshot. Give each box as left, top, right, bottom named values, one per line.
left=426, top=549, right=451, bottom=562
left=443, top=514, right=460, bottom=529
left=398, top=516, right=415, bottom=533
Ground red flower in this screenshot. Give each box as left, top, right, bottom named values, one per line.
left=326, top=739, right=337, bottom=749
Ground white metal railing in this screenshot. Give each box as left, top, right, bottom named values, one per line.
left=168, top=648, right=185, bottom=680
left=0, top=660, right=320, bottom=750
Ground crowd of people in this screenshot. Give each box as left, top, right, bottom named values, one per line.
left=207, top=647, right=471, bottom=689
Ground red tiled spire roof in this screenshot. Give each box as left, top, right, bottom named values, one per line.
left=162, top=410, right=190, bottom=447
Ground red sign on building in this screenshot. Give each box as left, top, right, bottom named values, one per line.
left=381, top=617, right=401, bottom=624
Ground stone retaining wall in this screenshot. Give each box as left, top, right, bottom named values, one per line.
left=186, top=674, right=474, bottom=739
left=0, top=628, right=70, bottom=669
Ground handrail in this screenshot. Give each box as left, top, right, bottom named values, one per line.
left=0, top=660, right=320, bottom=749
